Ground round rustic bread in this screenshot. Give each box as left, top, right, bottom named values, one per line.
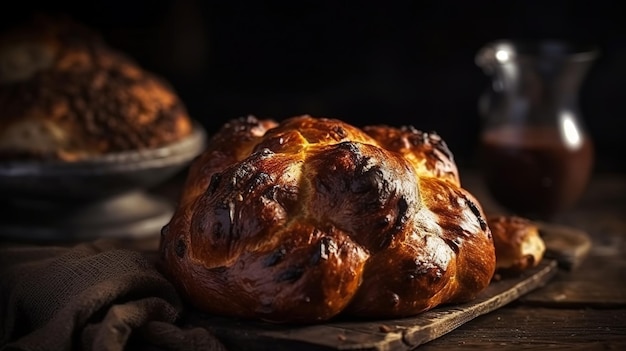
left=0, top=15, right=192, bottom=161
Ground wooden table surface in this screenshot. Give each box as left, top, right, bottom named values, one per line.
left=415, top=169, right=626, bottom=350
left=2, top=168, right=624, bottom=350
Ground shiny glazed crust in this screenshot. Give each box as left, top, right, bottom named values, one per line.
left=0, top=16, right=192, bottom=160
left=488, top=215, right=546, bottom=273
left=159, top=115, right=496, bottom=323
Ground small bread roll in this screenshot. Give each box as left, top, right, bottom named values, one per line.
left=488, top=215, right=546, bottom=273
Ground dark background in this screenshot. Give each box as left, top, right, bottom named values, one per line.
left=2, top=0, right=625, bottom=172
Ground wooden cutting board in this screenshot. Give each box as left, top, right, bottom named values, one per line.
left=188, top=224, right=588, bottom=351
left=536, top=221, right=592, bottom=271
left=188, top=261, right=557, bottom=351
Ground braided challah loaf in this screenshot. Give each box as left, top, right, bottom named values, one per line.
left=159, top=115, right=496, bottom=323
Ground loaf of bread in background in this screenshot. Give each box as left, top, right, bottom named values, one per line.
left=0, top=15, right=192, bottom=161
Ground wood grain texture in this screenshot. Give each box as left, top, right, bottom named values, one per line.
left=418, top=307, right=626, bottom=350
left=537, top=222, right=592, bottom=271
left=187, top=260, right=558, bottom=351
left=520, top=253, right=626, bottom=307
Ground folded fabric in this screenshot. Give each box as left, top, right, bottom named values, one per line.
left=0, top=239, right=226, bottom=351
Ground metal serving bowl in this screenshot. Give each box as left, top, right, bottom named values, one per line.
left=0, top=122, right=207, bottom=242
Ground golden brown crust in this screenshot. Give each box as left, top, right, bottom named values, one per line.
left=0, top=15, right=192, bottom=160
left=363, top=125, right=460, bottom=185
left=159, top=115, right=496, bottom=323
left=488, top=215, right=546, bottom=273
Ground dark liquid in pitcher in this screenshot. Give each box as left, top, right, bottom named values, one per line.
left=480, top=126, right=594, bottom=219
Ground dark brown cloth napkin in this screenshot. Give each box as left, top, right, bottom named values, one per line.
left=0, top=239, right=227, bottom=351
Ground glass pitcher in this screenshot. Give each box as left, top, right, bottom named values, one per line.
left=475, top=40, right=598, bottom=220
